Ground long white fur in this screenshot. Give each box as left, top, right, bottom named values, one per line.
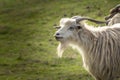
left=55, top=17, right=120, bottom=80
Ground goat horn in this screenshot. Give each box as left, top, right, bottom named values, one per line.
left=71, top=16, right=106, bottom=24
left=76, top=17, right=106, bottom=24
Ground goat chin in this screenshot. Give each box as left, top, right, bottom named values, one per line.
left=57, top=41, right=68, bottom=58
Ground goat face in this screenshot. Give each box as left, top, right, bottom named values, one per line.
left=54, top=18, right=82, bottom=43
left=54, top=18, right=84, bottom=58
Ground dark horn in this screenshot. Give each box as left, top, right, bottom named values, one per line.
left=85, top=18, right=106, bottom=24
left=76, top=17, right=106, bottom=24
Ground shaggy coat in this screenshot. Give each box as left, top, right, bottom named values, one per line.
left=54, top=17, right=120, bottom=80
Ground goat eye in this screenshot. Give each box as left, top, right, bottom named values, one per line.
left=77, top=26, right=82, bottom=29
left=69, top=27, right=74, bottom=30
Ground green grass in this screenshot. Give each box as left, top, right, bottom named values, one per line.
left=0, top=0, right=120, bottom=80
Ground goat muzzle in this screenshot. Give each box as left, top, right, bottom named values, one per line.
left=54, top=33, right=63, bottom=41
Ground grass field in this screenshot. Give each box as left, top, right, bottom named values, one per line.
left=0, top=0, right=120, bottom=80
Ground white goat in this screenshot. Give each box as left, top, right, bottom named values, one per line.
left=54, top=16, right=120, bottom=80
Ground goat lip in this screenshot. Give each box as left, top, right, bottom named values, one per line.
left=55, top=36, right=63, bottom=40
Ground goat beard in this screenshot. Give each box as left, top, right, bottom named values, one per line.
left=57, top=41, right=68, bottom=58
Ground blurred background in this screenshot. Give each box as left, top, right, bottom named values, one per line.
left=0, top=0, right=119, bottom=80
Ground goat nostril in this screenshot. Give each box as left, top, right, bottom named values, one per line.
left=56, top=33, right=60, bottom=35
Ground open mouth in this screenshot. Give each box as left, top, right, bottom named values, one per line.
left=55, top=36, right=63, bottom=40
